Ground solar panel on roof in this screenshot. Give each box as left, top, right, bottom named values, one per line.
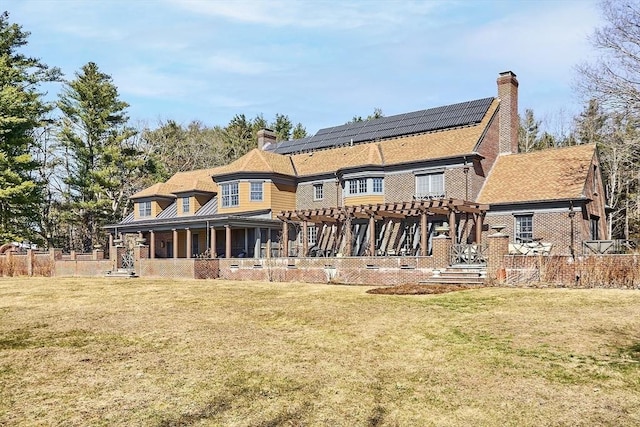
left=272, top=97, right=494, bottom=154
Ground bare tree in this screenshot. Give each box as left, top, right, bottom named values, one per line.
left=576, top=0, right=640, bottom=113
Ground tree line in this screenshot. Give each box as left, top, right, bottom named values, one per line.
left=0, top=11, right=308, bottom=252
left=517, top=0, right=640, bottom=240
left=2, top=1, right=640, bottom=252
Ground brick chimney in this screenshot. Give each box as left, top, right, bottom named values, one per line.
left=497, top=71, right=519, bottom=154
left=257, top=128, right=277, bottom=150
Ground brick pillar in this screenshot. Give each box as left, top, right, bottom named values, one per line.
left=70, top=250, right=76, bottom=260
left=134, top=245, right=149, bottom=260
left=27, top=249, right=34, bottom=276
left=432, top=235, right=452, bottom=268
left=93, top=249, right=104, bottom=260
left=487, top=232, right=510, bottom=283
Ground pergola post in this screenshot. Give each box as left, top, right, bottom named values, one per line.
left=210, top=227, right=217, bottom=258
left=449, top=209, right=457, bottom=243
left=172, top=229, right=178, bottom=259
left=475, top=213, right=484, bottom=244
left=282, top=221, right=289, bottom=257
left=225, top=225, right=231, bottom=259
left=420, top=211, right=428, bottom=256
left=344, top=216, right=353, bottom=256
left=368, top=215, right=376, bottom=256
left=302, top=220, right=308, bottom=257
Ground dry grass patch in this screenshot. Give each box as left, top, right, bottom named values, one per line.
left=0, top=277, right=639, bottom=426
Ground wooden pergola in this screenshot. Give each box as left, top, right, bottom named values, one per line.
left=278, top=198, right=489, bottom=257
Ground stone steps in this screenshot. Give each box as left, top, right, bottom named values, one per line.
left=105, top=269, right=138, bottom=278
left=420, top=265, right=486, bottom=285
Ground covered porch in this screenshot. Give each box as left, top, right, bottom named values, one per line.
left=105, top=216, right=283, bottom=260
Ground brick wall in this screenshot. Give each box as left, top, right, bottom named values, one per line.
left=483, top=211, right=586, bottom=255
left=297, top=181, right=340, bottom=210
left=504, top=254, right=640, bottom=289
left=218, top=256, right=437, bottom=285
left=138, top=258, right=196, bottom=278
left=385, top=172, right=414, bottom=203
left=54, top=260, right=112, bottom=277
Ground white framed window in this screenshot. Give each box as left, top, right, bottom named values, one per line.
left=221, top=182, right=239, bottom=207
left=182, top=197, right=190, bottom=213
left=308, top=226, right=317, bottom=246
left=345, top=177, right=383, bottom=195
left=298, top=225, right=318, bottom=246
left=313, top=184, right=324, bottom=201
left=372, top=177, right=383, bottom=193
left=138, top=201, right=151, bottom=217
left=415, top=173, right=444, bottom=199
left=515, top=214, right=533, bottom=243
left=250, top=181, right=263, bottom=201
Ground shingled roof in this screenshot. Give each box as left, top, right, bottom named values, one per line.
left=477, top=144, right=597, bottom=205
left=213, top=148, right=296, bottom=178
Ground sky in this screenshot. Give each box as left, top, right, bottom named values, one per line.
left=7, top=0, right=602, bottom=135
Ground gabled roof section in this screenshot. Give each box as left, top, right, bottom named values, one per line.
left=130, top=183, right=180, bottom=200
left=477, top=144, right=597, bottom=205
left=269, top=97, right=495, bottom=154
left=213, top=148, right=296, bottom=178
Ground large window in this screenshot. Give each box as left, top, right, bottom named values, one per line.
left=221, top=182, right=239, bottom=207
left=250, top=181, right=263, bottom=201
left=138, top=201, right=151, bottom=217
left=415, top=173, right=444, bottom=199
left=313, top=184, right=324, bottom=201
left=182, top=197, right=190, bottom=213
left=515, top=214, right=533, bottom=243
left=346, top=177, right=384, bottom=195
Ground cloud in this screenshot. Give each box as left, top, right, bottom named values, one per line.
left=168, top=0, right=440, bottom=29
left=204, top=54, right=277, bottom=75
left=452, top=2, right=601, bottom=79
left=113, top=65, right=202, bottom=98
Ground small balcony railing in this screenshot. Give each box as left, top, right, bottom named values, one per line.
left=582, top=239, right=638, bottom=255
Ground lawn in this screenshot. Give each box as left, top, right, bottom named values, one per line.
left=0, top=278, right=639, bottom=426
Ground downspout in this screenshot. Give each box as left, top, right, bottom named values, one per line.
left=568, top=202, right=576, bottom=259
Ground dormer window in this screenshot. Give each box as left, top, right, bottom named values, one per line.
left=313, top=184, right=324, bottom=200
left=221, top=182, right=239, bottom=207
left=345, top=177, right=384, bottom=195
left=139, top=201, right=151, bottom=217
left=250, top=181, right=263, bottom=202
left=182, top=197, right=190, bottom=213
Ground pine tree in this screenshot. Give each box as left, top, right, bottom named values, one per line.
left=0, top=12, right=60, bottom=244
left=57, top=62, right=140, bottom=251
left=518, top=109, right=541, bottom=152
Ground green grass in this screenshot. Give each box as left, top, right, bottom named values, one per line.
left=0, top=277, right=639, bottom=426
